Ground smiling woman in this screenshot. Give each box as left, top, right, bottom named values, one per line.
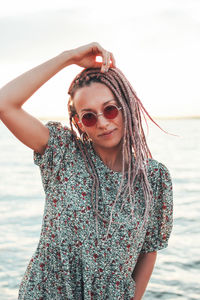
left=0, top=42, right=173, bottom=300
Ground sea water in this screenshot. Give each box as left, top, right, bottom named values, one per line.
left=0, top=118, right=199, bottom=300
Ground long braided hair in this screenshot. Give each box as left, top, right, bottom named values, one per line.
left=67, top=67, right=160, bottom=241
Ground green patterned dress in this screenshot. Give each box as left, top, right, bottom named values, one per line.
left=18, top=121, right=173, bottom=300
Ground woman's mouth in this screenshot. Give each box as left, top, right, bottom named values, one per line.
left=99, top=129, right=116, bottom=137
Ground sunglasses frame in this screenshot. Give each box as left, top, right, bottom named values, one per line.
left=79, top=104, right=122, bottom=127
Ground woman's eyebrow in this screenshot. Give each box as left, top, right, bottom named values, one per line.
left=80, top=99, right=117, bottom=112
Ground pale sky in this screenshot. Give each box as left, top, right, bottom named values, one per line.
left=0, top=0, right=199, bottom=118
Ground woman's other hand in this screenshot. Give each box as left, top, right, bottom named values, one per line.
left=68, top=42, right=116, bottom=73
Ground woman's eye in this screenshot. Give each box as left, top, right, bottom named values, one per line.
left=85, top=113, right=95, bottom=119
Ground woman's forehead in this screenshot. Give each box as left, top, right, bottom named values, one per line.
left=73, top=82, right=117, bottom=111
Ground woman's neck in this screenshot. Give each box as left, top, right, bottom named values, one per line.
left=92, top=142, right=128, bottom=172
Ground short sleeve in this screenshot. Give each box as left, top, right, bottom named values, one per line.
left=33, top=121, right=72, bottom=189
left=141, top=162, right=173, bottom=253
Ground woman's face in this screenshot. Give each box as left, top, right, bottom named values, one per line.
left=73, top=82, right=124, bottom=152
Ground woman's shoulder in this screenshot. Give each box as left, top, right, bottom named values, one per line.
left=147, top=158, right=170, bottom=172
left=44, top=120, right=71, bottom=134
left=146, top=158, right=172, bottom=183
left=44, top=120, right=78, bottom=144
left=33, top=120, right=82, bottom=169
left=43, top=120, right=86, bottom=156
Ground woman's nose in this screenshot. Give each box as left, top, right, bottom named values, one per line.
left=96, top=114, right=110, bottom=128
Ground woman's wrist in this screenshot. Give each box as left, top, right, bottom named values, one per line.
left=58, top=50, right=77, bottom=68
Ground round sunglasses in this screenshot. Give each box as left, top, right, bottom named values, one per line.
left=79, top=104, right=122, bottom=127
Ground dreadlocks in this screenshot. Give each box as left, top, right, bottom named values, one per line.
left=67, top=67, right=158, bottom=241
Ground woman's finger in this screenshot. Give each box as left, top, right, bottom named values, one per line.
left=101, top=50, right=110, bottom=72
left=90, top=42, right=105, bottom=57
left=105, top=52, right=111, bottom=71
left=110, top=52, right=116, bottom=68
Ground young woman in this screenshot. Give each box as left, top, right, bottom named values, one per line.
left=0, top=42, right=173, bottom=300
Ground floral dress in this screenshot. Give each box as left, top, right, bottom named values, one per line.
left=18, top=121, right=173, bottom=300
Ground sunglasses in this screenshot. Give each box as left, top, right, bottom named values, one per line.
left=79, top=104, right=122, bottom=127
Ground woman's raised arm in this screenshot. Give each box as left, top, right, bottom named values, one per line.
left=0, top=42, right=115, bottom=155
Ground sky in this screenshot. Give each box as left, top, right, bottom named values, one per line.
left=0, top=0, right=199, bottom=119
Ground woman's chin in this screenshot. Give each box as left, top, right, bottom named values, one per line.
left=92, top=137, right=123, bottom=151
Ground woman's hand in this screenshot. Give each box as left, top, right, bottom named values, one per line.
left=68, top=42, right=116, bottom=73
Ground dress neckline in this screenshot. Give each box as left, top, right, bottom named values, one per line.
left=87, top=141, right=133, bottom=178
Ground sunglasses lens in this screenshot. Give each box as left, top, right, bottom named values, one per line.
left=104, top=105, right=119, bottom=119
left=82, top=113, right=97, bottom=127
